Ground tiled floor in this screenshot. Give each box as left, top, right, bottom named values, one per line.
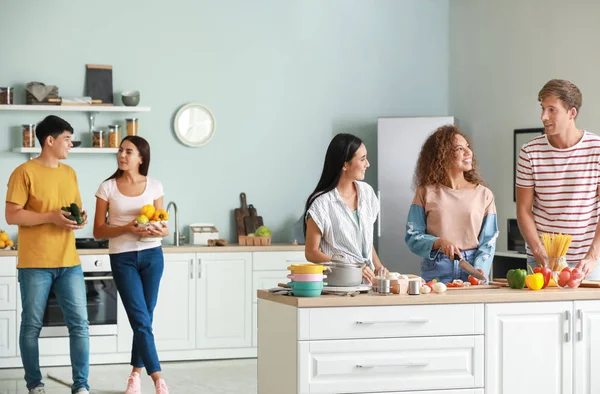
left=0, top=359, right=257, bottom=393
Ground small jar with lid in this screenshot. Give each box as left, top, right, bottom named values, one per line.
left=107, top=125, right=120, bottom=148
left=22, top=124, right=35, bottom=147
left=92, top=129, right=105, bottom=148
left=0, top=87, right=13, bottom=104
left=126, top=118, right=138, bottom=136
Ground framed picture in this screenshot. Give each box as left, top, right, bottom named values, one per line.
left=514, top=128, right=544, bottom=202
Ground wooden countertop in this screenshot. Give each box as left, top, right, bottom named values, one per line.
left=0, top=243, right=305, bottom=257
left=257, top=287, right=600, bottom=308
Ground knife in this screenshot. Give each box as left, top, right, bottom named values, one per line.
left=453, top=253, right=487, bottom=281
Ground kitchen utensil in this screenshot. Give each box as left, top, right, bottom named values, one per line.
left=376, top=278, right=391, bottom=294
left=244, top=204, right=264, bottom=235
left=408, top=279, right=421, bottom=295
left=454, top=253, right=487, bottom=281
left=234, top=192, right=250, bottom=236
left=48, top=97, right=103, bottom=105
left=121, top=90, right=140, bottom=106
left=287, top=264, right=327, bottom=274
left=287, top=273, right=327, bottom=282
left=322, top=284, right=370, bottom=292
left=189, top=223, right=219, bottom=245
left=321, top=260, right=365, bottom=287
left=446, top=284, right=501, bottom=290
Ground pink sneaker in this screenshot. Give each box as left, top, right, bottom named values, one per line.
left=125, top=372, right=141, bottom=394
left=155, top=378, right=169, bottom=394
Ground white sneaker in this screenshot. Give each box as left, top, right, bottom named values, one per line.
left=28, top=386, right=46, bottom=394
left=75, top=388, right=89, bottom=393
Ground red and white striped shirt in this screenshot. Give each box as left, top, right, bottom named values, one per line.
left=516, top=131, right=600, bottom=263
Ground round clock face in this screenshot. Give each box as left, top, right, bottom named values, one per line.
left=173, top=103, right=216, bottom=147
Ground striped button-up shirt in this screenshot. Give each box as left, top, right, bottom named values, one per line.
left=307, top=181, right=379, bottom=269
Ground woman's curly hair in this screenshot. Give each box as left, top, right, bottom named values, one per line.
left=413, top=125, right=485, bottom=189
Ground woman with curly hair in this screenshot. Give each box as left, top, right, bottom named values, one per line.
left=405, top=125, right=498, bottom=283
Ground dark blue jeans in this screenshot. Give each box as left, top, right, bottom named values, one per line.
left=421, top=248, right=477, bottom=283
left=110, top=247, right=164, bottom=374
left=18, top=265, right=90, bottom=393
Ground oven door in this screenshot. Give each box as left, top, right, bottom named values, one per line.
left=40, top=271, right=118, bottom=338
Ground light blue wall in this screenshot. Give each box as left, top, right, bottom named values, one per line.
left=0, top=0, right=449, bottom=243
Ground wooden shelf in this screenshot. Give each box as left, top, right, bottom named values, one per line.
left=0, top=104, right=150, bottom=112
left=12, top=147, right=118, bottom=154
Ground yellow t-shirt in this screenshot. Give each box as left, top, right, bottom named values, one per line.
left=6, top=159, right=82, bottom=268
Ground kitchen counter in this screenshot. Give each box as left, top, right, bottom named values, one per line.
left=257, top=286, right=600, bottom=307
left=0, top=243, right=304, bottom=257
left=258, top=286, right=600, bottom=394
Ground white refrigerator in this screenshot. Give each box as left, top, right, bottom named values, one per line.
left=377, top=116, right=454, bottom=275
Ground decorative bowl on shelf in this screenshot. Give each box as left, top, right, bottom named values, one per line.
left=121, top=91, right=140, bottom=107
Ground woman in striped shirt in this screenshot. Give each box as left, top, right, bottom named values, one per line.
left=304, top=133, right=387, bottom=284
left=405, top=125, right=498, bottom=283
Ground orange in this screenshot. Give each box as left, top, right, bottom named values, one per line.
left=0, top=232, right=7, bottom=242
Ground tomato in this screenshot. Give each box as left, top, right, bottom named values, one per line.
left=446, top=282, right=459, bottom=288
left=468, top=275, right=481, bottom=285
left=558, top=270, right=571, bottom=287
left=568, top=268, right=584, bottom=288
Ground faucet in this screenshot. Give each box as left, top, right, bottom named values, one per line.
left=166, top=201, right=182, bottom=246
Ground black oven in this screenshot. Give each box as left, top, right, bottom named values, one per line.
left=40, top=252, right=117, bottom=338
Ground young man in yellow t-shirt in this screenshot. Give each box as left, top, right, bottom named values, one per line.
left=5, top=115, right=90, bottom=394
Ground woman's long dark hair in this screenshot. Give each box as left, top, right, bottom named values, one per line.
left=105, top=135, right=151, bottom=181
left=303, top=133, right=363, bottom=235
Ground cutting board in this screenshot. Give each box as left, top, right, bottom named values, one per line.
left=446, top=284, right=501, bottom=290
left=234, top=193, right=250, bottom=236
left=244, top=204, right=264, bottom=234
left=491, top=278, right=600, bottom=288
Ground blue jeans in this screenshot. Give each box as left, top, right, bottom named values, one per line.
left=421, top=249, right=477, bottom=283
left=110, top=247, right=164, bottom=374
left=18, top=265, right=90, bottom=393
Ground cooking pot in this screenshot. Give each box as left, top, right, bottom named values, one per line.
left=322, top=260, right=366, bottom=287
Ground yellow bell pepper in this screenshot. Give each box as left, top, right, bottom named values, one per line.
left=140, top=204, right=155, bottom=219
left=526, top=272, right=544, bottom=291
left=152, top=209, right=169, bottom=221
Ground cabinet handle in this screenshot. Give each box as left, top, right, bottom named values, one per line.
left=577, top=309, right=584, bottom=342
left=357, top=361, right=429, bottom=369
left=197, top=260, right=202, bottom=278
left=356, top=318, right=430, bottom=325
left=565, top=310, right=571, bottom=342
left=189, top=260, right=193, bottom=279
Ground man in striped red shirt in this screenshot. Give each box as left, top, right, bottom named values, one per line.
left=516, top=79, right=600, bottom=280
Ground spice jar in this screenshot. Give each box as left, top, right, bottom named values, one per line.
left=126, top=118, right=138, bottom=136
left=92, top=129, right=105, bottom=148
left=107, top=125, right=120, bottom=148
left=0, top=87, right=13, bottom=104
left=22, top=124, right=35, bottom=147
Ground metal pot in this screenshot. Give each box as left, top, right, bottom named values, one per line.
left=322, top=260, right=365, bottom=287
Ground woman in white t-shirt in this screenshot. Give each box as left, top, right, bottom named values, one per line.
left=93, top=136, right=170, bottom=394
left=304, top=133, right=388, bottom=283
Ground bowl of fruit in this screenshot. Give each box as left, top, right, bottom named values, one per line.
left=135, top=205, right=169, bottom=242
left=0, top=230, right=15, bottom=250
left=551, top=266, right=585, bottom=289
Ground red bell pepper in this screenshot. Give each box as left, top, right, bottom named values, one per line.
left=533, top=266, right=552, bottom=289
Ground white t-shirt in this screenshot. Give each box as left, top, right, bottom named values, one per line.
left=95, top=177, right=165, bottom=254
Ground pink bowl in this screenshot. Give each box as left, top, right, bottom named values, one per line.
left=287, top=273, right=327, bottom=282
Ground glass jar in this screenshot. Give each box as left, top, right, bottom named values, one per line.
left=107, top=125, right=120, bottom=148
left=0, top=87, right=13, bottom=104
left=22, top=124, right=35, bottom=147
left=126, top=118, right=138, bottom=136
left=92, top=129, right=105, bottom=148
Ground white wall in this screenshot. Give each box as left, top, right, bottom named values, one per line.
left=449, top=0, right=600, bottom=252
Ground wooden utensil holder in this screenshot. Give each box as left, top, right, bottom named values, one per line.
left=238, top=235, right=272, bottom=246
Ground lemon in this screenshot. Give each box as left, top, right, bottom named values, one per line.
left=0, top=240, right=5, bottom=249
left=135, top=215, right=149, bottom=224
left=0, top=232, right=7, bottom=242
left=5, top=240, right=13, bottom=247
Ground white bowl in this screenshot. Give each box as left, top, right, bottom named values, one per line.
left=136, top=221, right=166, bottom=242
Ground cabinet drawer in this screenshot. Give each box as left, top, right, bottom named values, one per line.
left=253, top=251, right=307, bottom=271
left=302, top=304, right=483, bottom=340
left=0, top=257, right=17, bottom=277
left=252, top=270, right=289, bottom=303
left=299, top=335, right=484, bottom=393
left=0, top=277, right=17, bottom=310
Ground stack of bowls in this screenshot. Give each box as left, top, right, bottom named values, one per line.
left=286, top=264, right=327, bottom=297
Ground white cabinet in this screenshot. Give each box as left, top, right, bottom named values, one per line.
left=0, top=311, right=16, bottom=357
left=574, top=300, right=600, bottom=394
left=486, top=302, right=573, bottom=394
left=153, top=253, right=196, bottom=351
left=196, top=252, right=252, bottom=349
left=0, top=277, right=16, bottom=311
